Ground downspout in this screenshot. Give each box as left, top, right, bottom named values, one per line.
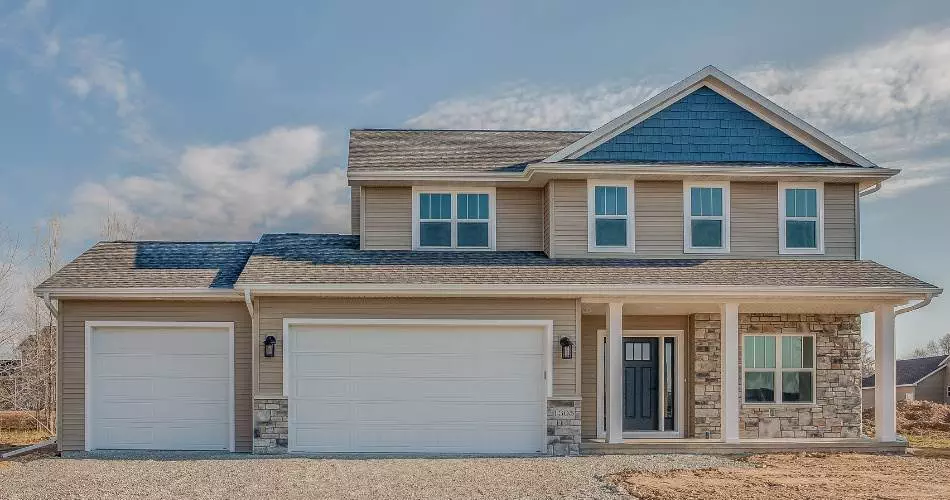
left=894, top=294, right=936, bottom=316
left=859, top=182, right=882, bottom=197
left=244, top=288, right=254, bottom=317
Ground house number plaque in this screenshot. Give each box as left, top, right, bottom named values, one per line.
left=552, top=407, right=576, bottom=418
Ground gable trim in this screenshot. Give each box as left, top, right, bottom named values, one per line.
left=544, top=66, right=875, bottom=168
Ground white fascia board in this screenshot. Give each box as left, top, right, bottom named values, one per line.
left=36, top=287, right=244, bottom=300
left=347, top=165, right=898, bottom=185
left=236, top=282, right=939, bottom=300
left=543, top=65, right=877, bottom=167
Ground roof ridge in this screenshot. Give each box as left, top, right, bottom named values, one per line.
left=351, top=128, right=591, bottom=134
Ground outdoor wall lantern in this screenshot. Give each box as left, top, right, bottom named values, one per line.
left=559, top=337, right=574, bottom=360
left=263, top=335, right=277, bottom=358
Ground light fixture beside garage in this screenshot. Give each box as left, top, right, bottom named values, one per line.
left=263, top=335, right=277, bottom=358
left=559, top=337, right=574, bottom=360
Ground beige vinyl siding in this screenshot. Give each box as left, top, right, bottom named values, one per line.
left=731, top=182, right=779, bottom=256
left=635, top=181, right=683, bottom=255
left=550, top=180, right=592, bottom=257
left=496, top=188, right=543, bottom=251
left=57, top=300, right=252, bottom=452
left=350, top=186, right=361, bottom=236
left=579, top=315, right=688, bottom=438
left=824, top=183, right=858, bottom=259
left=257, top=297, right=579, bottom=397
left=550, top=180, right=858, bottom=259
left=361, top=187, right=412, bottom=250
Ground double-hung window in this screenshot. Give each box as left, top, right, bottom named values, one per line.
left=588, top=181, right=634, bottom=251
left=414, top=188, right=494, bottom=250
left=684, top=182, right=729, bottom=252
left=743, top=335, right=815, bottom=404
left=779, top=182, right=824, bottom=254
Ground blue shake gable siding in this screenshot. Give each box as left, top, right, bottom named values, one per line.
left=578, top=86, right=830, bottom=163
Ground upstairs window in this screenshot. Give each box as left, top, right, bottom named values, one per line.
left=587, top=181, right=635, bottom=252
left=684, top=182, right=730, bottom=253
left=743, top=335, right=815, bottom=404
left=413, top=188, right=494, bottom=250
left=779, top=182, right=824, bottom=254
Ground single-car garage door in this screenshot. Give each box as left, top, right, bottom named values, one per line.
left=286, top=320, right=551, bottom=454
left=87, top=322, right=233, bottom=451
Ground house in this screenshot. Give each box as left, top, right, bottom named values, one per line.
left=862, top=355, right=949, bottom=408
left=36, top=66, right=941, bottom=456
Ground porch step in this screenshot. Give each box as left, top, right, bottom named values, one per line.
left=581, top=438, right=908, bottom=455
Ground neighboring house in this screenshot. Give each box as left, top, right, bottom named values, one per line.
left=862, top=355, right=950, bottom=409
left=36, top=66, right=941, bottom=456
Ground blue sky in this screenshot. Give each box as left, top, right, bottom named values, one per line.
left=1, top=0, right=949, bottom=355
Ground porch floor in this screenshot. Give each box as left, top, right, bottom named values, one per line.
left=581, top=437, right=907, bottom=455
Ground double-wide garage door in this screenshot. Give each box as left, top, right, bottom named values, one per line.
left=286, top=321, right=549, bottom=454
left=87, top=323, right=233, bottom=451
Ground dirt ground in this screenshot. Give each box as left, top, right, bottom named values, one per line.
left=611, top=453, right=950, bottom=500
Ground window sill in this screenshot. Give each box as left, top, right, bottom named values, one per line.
left=779, top=248, right=825, bottom=255
left=742, top=403, right=819, bottom=408
left=684, top=246, right=730, bottom=254
left=413, top=247, right=494, bottom=252
left=587, top=246, right=635, bottom=253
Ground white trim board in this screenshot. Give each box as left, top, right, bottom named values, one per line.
left=596, top=329, right=686, bottom=439
left=543, top=65, right=875, bottom=167
left=84, top=321, right=236, bottom=452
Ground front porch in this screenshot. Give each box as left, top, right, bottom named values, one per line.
left=577, top=298, right=905, bottom=450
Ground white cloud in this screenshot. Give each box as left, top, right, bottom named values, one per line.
left=65, top=126, right=350, bottom=241
left=408, top=27, right=950, bottom=196
left=1, top=1, right=162, bottom=156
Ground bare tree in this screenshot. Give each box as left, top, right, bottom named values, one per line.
left=860, top=341, right=875, bottom=378
left=99, top=209, right=139, bottom=241
left=906, top=333, right=950, bottom=359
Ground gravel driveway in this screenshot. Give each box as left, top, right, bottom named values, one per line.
left=0, top=453, right=739, bottom=499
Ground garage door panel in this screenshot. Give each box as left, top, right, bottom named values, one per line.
left=288, top=323, right=546, bottom=454
left=94, top=329, right=225, bottom=355
left=293, top=353, right=542, bottom=379
left=89, top=324, right=232, bottom=451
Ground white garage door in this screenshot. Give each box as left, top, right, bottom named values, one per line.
left=87, top=323, right=233, bottom=451
left=286, top=321, right=549, bottom=454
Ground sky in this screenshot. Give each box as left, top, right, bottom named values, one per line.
left=0, top=0, right=949, bottom=355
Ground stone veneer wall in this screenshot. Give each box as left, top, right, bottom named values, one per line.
left=689, top=313, right=863, bottom=440
left=547, top=398, right=581, bottom=456
left=739, top=314, right=862, bottom=439
left=692, top=313, right=722, bottom=439
left=253, top=398, right=288, bottom=454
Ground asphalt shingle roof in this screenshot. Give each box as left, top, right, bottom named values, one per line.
left=37, top=241, right=255, bottom=289
left=233, top=234, right=939, bottom=290
left=347, top=129, right=588, bottom=173
left=863, top=355, right=948, bottom=387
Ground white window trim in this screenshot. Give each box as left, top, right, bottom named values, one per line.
left=411, top=186, right=496, bottom=251
left=778, top=181, right=824, bottom=255
left=683, top=181, right=730, bottom=254
left=742, top=334, right=817, bottom=406
left=587, top=179, right=635, bottom=253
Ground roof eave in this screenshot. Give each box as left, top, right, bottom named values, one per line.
left=36, top=287, right=245, bottom=300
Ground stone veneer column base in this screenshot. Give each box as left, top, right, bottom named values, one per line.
left=547, top=398, right=581, bottom=456
left=253, top=398, right=289, bottom=454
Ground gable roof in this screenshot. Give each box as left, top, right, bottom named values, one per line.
left=576, top=86, right=830, bottom=164
left=36, top=241, right=255, bottom=290
left=545, top=66, right=876, bottom=167
left=347, top=129, right=587, bottom=174
left=863, top=355, right=949, bottom=387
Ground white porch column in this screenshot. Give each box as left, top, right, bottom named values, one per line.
left=720, top=303, right=740, bottom=443
left=607, top=301, right=624, bottom=444
left=874, top=304, right=897, bottom=442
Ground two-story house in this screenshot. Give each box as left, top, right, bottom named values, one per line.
left=37, top=66, right=940, bottom=456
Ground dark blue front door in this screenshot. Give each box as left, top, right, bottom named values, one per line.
left=624, top=337, right=658, bottom=431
